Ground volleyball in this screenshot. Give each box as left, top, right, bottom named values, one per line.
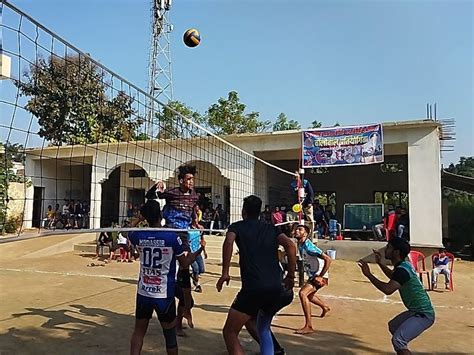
left=183, top=28, right=200, bottom=47
left=292, top=204, right=302, bottom=213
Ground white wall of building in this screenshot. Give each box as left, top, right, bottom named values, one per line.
left=24, top=121, right=443, bottom=246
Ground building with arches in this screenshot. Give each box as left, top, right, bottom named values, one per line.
left=23, top=119, right=444, bottom=248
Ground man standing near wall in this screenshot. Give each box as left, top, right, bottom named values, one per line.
left=291, top=171, right=315, bottom=239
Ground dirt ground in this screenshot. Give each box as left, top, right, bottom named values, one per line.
left=0, top=235, right=473, bottom=354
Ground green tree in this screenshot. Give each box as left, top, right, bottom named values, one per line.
left=311, top=120, right=323, bottom=128
left=443, top=156, right=474, bottom=254
left=155, top=100, right=203, bottom=139
left=446, top=156, right=474, bottom=177
left=272, top=113, right=301, bottom=131
left=15, top=55, right=143, bottom=145
left=0, top=143, right=25, bottom=234
left=205, top=91, right=270, bottom=135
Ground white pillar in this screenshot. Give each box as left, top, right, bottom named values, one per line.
left=89, top=159, right=106, bottom=230
left=23, top=183, right=34, bottom=229
left=228, top=165, right=255, bottom=224
left=407, top=129, right=442, bottom=247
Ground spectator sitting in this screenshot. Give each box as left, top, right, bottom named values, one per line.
left=217, top=204, right=228, bottom=230
left=201, top=207, right=212, bottom=229
left=96, top=231, right=112, bottom=258
left=116, top=231, right=132, bottom=262
left=261, top=204, right=272, bottom=224
left=43, top=205, right=55, bottom=229
left=432, top=248, right=451, bottom=290
left=286, top=205, right=299, bottom=222
left=271, top=206, right=284, bottom=225
left=314, top=204, right=327, bottom=238
left=280, top=205, right=287, bottom=222
left=384, top=205, right=398, bottom=239
left=397, top=207, right=409, bottom=240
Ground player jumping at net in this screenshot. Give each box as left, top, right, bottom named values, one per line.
left=129, top=199, right=205, bottom=355
left=294, top=224, right=332, bottom=334
left=358, top=238, right=435, bottom=354
left=217, top=195, right=297, bottom=355
left=146, top=165, right=199, bottom=330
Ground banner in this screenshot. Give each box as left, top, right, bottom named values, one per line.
left=302, top=124, right=384, bottom=167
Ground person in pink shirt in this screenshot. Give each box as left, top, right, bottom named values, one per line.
left=271, top=206, right=284, bottom=225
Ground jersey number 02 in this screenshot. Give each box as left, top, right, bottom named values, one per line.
left=142, top=247, right=163, bottom=268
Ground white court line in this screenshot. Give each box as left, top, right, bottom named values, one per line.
left=1, top=267, right=472, bottom=311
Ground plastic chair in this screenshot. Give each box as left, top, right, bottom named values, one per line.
left=385, top=213, right=398, bottom=240
left=407, top=251, right=431, bottom=290
left=431, top=252, right=455, bottom=291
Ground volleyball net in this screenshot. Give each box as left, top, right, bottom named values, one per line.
left=0, top=1, right=297, bottom=236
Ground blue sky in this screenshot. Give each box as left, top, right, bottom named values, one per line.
left=7, top=0, right=474, bottom=165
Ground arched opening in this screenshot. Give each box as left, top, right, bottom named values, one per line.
left=100, top=162, right=153, bottom=227
left=164, top=160, right=231, bottom=225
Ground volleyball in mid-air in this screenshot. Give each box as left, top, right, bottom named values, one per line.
left=183, top=28, right=200, bottom=47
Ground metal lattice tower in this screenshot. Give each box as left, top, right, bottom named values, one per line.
left=147, top=0, right=173, bottom=136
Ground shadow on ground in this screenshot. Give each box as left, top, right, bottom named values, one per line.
left=1, top=303, right=388, bottom=354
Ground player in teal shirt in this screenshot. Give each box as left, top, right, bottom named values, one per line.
left=358, top=238, right=435, bottom=354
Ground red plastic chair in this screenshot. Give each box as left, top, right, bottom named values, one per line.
left=407, top=251, right=431, bottom=290
left=385, top=213, right=398, bottom=240
left=431, top=252, right=455, bottom=291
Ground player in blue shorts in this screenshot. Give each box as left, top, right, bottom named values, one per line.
left=294, top=224, right=332, bottom=334
left=129, top=199, right=205, bottom=355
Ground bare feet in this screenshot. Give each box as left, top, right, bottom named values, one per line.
left=295, top=326, right=314, bottom=335
left=321, top=306, right=331, bottom=318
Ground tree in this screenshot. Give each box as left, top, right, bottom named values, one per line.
left=205, top=91, right=270, bottom=135
left=443, top=156, right=474, bottom=254
left=311, top=120, right=323, bottom=128
left=446, top=156, right=474, bottom=177
left=155, top=100, right=203, bottom=139
left=15, top=54, right=143, bottom=145
left=272, top=113, right=301, bottom=131
left=0, top=143, right=26, bottom=234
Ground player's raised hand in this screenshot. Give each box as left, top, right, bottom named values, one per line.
left=357, top=260, right=371, bottom=277
left=216, top=274, right=230, bottom=292
left=156, top=180, right=165, bottom=192
left=373, top=249, right=382, bottom=264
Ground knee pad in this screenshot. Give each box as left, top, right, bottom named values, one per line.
left=163, top=327, right=177, bottom=349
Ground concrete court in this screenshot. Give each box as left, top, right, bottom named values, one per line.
left=0, top=234, right=473, bottom=354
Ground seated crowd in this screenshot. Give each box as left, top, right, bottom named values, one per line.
left=43, top=199, right=90, bottom=230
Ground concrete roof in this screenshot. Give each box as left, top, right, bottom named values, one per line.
left=25, top=119, right=440, bottom=153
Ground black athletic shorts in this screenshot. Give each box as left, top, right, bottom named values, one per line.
left=231, top=287, right=294, bottom=317
left=135, top=295, right=176, bottom=323
left=177, top=268, right=191, bottom=289
left=308, top=276, right=328, bottom=290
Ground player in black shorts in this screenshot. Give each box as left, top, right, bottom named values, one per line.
left=146, top=165, right=199, bottom=331
left=217, top=195, right=297, bottom=355
left=129, top=200, right=205, bottom=355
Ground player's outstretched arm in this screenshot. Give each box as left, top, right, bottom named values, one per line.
left=216, top=231, right=235, bottom=291
left=373, top=249, right=393, bottom=279
left=277, top=233, right=297, bottom=290
left=358, top=260, right=400, bottom=295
